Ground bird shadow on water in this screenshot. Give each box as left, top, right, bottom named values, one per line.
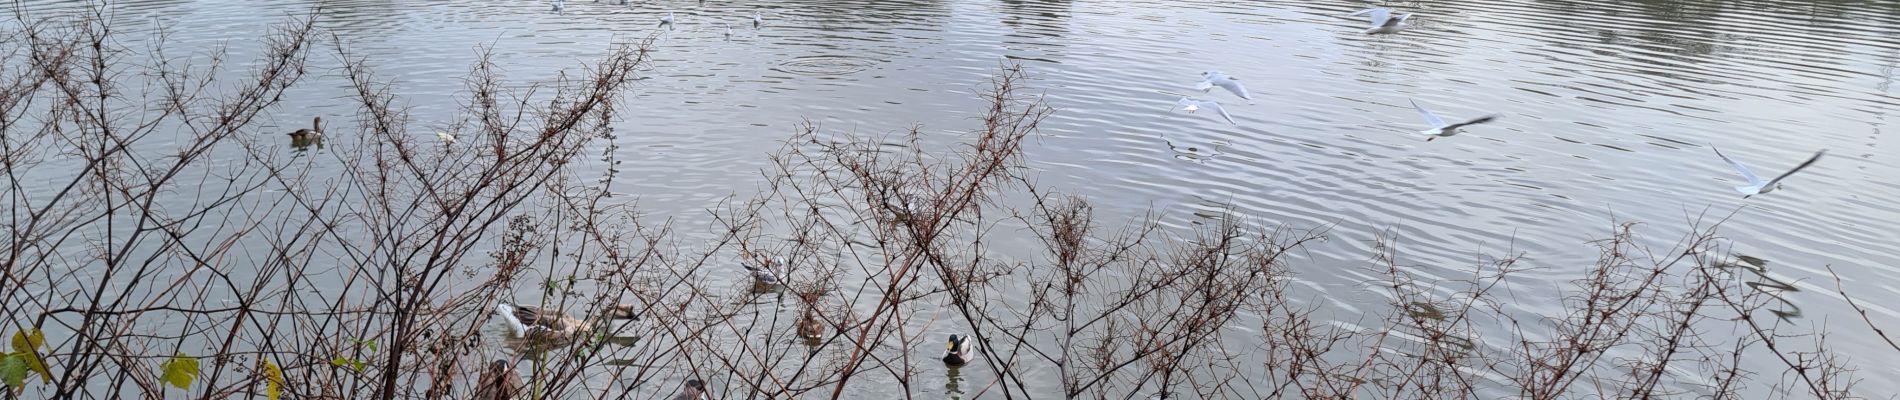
left=1718, top=254, right=1803, bottom=321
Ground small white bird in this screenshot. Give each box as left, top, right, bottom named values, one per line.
left=551, top=0, right=563, bottom=13
left=660, top=12, right=675, bottom=29
left=1409, top=99, right=1498, bottom=141
left=743, top=256, right=783, bottom=285
left=1172, top=97, right=1238, bottom=126
left=436, top=131, right=457, bottom=144
left=1349, top=8, right=1411, bottom=35
left=752, top=12, right=764, bottom=29
left=1712, top=146, right=1826, bottom=198
left=1196, top=71, right=1251, bottom=102
left=723, top=22, right=733, bottom=41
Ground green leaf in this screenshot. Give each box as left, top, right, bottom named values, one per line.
left=364, top=340, right=378, bottom=353
left=159, top=353, right=199, bottom=390
left=260, top=359, right=283, bottom=400
left=329, top=357, right=364, bottom=373
left=0, top=354, right=26, bottom=389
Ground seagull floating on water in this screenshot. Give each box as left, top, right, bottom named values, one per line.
left=660, top=12, right=675, bottom=29
left=1409, top=99, right=1498, bottom=141
left=743, top=256, right=783, bottom=285
left=723, top=22, right=733, bottom=41
left=1172, top=97, right=1237, bottom=126
left=1349, top=8, right=1411, bottom=35
left=1712, top=146, right=1826, bottom=199
left=551, top=0, right=563, bottom=13
left=1196, top=71, right=1251, bottom=102
left=752, top=12, right=764, bottom=29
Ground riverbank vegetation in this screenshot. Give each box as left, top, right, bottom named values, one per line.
left=0, top=9, right=1879, bottom=399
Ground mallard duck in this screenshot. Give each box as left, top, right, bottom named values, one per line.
left=671, top=379, right=705, bottom=400
left=494, top=303, right=639, bottom=342
left=471, top=359, right=522, bottom=400
left=795, top=311, right=824, bottom=342
left=743, top=256, right=783, bottom=285
left=288, top=116, right=323, bottom=141
left=942, top=334, right=975, bottom=367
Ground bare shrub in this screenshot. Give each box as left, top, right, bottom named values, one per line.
left=0, top=8, right=1877, bottom=400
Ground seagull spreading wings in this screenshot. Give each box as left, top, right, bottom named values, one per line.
left=1172, top=98, right=1238, bottom=126
left=1196, top=71, right=1251, bottom=101
left=1410, top=99, right=1498, bottom=141
left=1712, top=146, right=1826, bottom=198
left=1349, top=8, right=1411, bottom=35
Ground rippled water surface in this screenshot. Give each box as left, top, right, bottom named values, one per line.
left=21, top=0, right=1900, bottom=396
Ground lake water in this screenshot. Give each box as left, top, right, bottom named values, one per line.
left=16, top=0, right=1900, bottom=397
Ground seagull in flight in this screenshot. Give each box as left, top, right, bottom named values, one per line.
left=1410, top=99, right=1497, bottom=141
left=1349, top=8, right=1411, bottom=35
left=1196, top=71, right=1251, bottom=102
left=1712, top=146, right=1826, bottom=198
left=1172, top=98, right=1237, bottom=126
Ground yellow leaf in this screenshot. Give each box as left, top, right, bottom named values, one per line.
left=19, top=351, right=48, bottom=384
left=261, top=359, right=283, bottom=400
left=9, top=330, right=49, bottom=384
left=8, top=330, right=43, bottom=352
left=159, top=353, right=199, bottom=390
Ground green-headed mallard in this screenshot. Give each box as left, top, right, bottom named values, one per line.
left=942, top=334, right=975, bottom=366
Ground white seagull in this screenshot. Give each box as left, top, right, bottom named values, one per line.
left=743, top=256, right=784, bottom=285
left=1172, top=98, right=1238, bottom=126
left=551, top=0, right=564, bottom=13
left=1196, top=71, right=1251, bottom=102
left=1410, top=99, right=1498, bottom=141
left=660, top=12, right=675, bottom=29
left=1348, top=8, right=1411, bottom=35
left=724, top=22, right=733, bottom=41
left=1712, top=146, right=1826, bottom=198
left=753, top=12, right=764, bottom=29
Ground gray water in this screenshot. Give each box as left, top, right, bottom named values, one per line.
left=18, top=0, right=1900, bottom=396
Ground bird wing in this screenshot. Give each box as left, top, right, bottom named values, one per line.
left=1410, top=99, right=1447, bottom=128
left=1194, top=78, right=1216, bottom=92
left=1711, top=146, right=1765, bottom=186
left=1386, top=13, right=1411, bottom=27
left=1171, top=97, right=1195, bottom=112
left=1441, top=114, right=1499, bottom=131
left=1360, top=8, right=1391, bottom=27
left=1762, top=149, right=1826, bottom=188
left=511, top=305, right=568, bottom=330
left=1207, top=101, right=1238, bottom=125
left=1213, top=78, right=1251, bottom=100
